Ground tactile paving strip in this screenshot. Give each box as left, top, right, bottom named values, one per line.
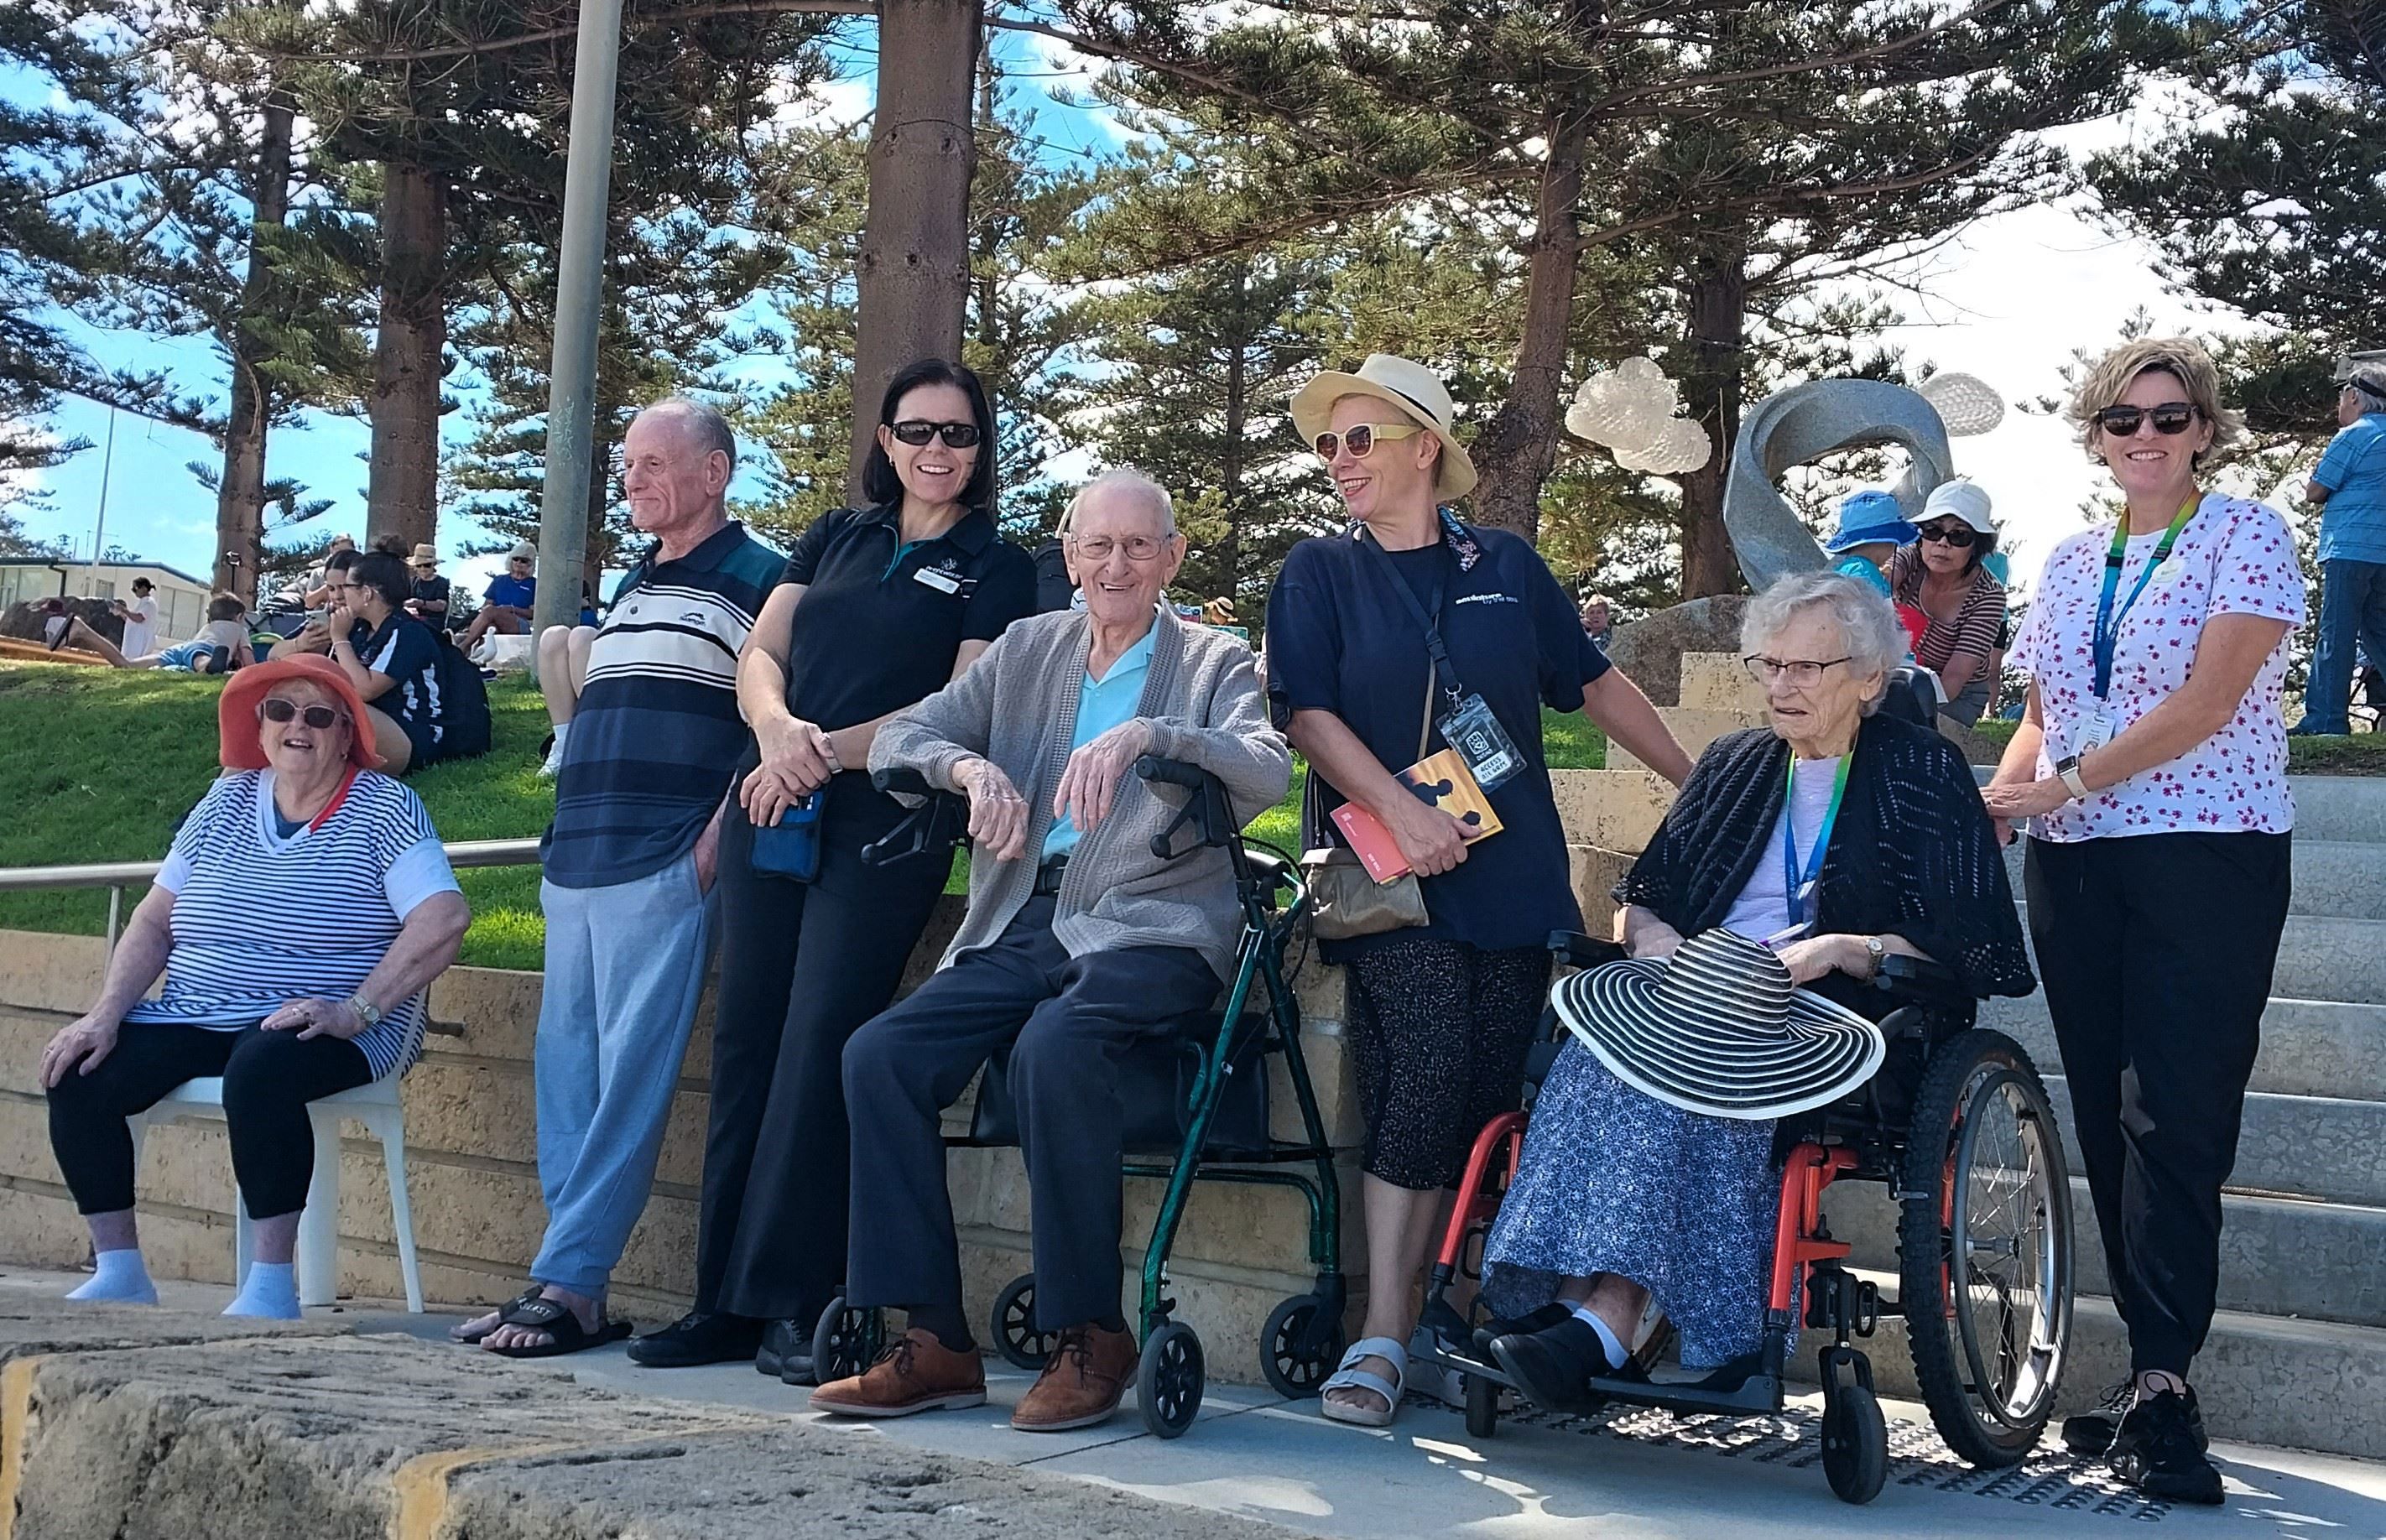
left=1408, top=1395, right=2173, bottom=1521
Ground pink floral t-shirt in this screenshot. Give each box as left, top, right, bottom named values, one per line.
left=2008, top=493, right=2304, bottom=842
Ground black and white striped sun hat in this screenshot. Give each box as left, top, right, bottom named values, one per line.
left=1550, top=929, right=1887, bottom=1121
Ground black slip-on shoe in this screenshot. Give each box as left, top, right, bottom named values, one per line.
left=2067, top=1381, right=2208, bottom=1459
left=1472, top=1303, right=1576, bottom=1360
left=625, top=1309, right=764, bottom=1368
left=1486, top=1316, right=1614, bottom=1414
left=2108, top=1389, right=2225, bottom=1506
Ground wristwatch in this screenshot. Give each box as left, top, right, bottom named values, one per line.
left=346, top=994, right=383, bottom=1032
left=2054, top=755, right=2092, bottom=800
left=1862, top=936, right=1887, bottom=979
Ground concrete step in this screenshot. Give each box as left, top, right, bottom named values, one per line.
left=1793, top=1269, right=2386, bottom=1459
left=1981, top=992, right=2386, bottom=1102
left=1824, top=1178, right=2386, bottom=1330
left=2012, top=904, right=2386, bottom=1006
left=1606, top=707, right=1763, bottom=774
left=2041, top=1076, right=2386, bottom=1209
left=2004, top=839, right=2386, bottom=920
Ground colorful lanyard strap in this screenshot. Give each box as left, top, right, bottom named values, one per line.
left=1783, top=752, right=1853, bottom=920
left=2091, top=493, right=2199, bottom=700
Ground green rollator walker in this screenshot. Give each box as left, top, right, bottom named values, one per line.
left=814, top=757, right=1348, bottom=1437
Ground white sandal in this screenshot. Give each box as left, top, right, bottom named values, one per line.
left=1320, top=1335, right=1407, bottom=1428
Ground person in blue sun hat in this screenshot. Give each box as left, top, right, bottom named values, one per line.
left=1824, top=489, right=1929, bottom=654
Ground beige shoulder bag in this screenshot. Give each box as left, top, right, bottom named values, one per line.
left=1300, top=669, right=1435, bottom=940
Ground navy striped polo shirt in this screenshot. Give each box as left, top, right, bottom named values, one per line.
left=542, top=520, right=784, bottom=889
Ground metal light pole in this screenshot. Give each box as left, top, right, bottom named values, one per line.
left=531, top=0, right=627, bottom=637
left=87, top=406, right=117, bottom=591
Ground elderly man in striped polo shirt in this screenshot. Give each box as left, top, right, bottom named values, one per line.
left=464, top=397, right=784, bottom=1357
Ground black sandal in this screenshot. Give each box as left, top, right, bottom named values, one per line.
left=482, top=1295, right=634, bottom=1359
left=451, top=1287, right=542, bottom=1345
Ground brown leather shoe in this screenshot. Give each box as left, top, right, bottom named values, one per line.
left=810, top=1328, right=987, bottom=1418
left=1012, top=1323, right=1138, bottom=1432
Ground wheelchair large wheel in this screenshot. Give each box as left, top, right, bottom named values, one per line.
left=1259, top=1293, right=1346, bottom=1400
left=1897, top=1028, right=2073, bottom=1469
left=813, top=1293, right=883, bottom=1387
left=990, top=1272, right=1057, bottom=1371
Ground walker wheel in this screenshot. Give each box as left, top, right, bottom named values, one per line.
left=1137, top=1321, right=1205, bottom=1439
left=990, top=1272, right=1055, bottom=1371
left=1259, top=1293, right=1346, bottom=1400
left=1821, top=1382, right=1888, bottom=1505
left=812, top=1293, right=882, bottom=1387
left=1465, top=1371, right=1501, bottom=1439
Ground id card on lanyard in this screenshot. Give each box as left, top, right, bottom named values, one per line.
left=2081, top=493, right=2198, bottom=752
left=1357, top=522, right=1524, bottom=793
left=1765, top=753, right=1851, bottom=947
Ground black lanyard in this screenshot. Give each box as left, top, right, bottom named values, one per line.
left=1355, top=525, right=1467, bottom=711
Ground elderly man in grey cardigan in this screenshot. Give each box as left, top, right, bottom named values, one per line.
left=815, top=469, right=1291, bottom=1435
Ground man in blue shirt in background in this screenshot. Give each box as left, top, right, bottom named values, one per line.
left=2295, top=365, right=2386, bottom=736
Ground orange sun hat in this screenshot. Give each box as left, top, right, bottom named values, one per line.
left=217, top=653, right=383, bottom=771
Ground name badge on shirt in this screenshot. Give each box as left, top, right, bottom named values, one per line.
left=913, top=566, right=962, bottom=595
left=1437, top=692, right=1522, bottom=793
left=2074, top=707, right=2116, bottom=754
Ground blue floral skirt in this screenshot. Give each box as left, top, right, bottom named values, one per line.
left=1481, top=1041, right=1786, bottom=1369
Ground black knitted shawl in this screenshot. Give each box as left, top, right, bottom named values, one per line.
left=1615, top=713, right=2035, bottom=1007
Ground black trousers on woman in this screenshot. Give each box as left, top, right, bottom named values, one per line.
left=694, top=773, right=951, bottom=1323
left=47, top=1022, right=373, bottom=1220
left=2024, top=830, right=2291, bottom=1377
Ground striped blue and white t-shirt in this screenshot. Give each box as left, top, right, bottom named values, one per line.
left=542, top=520, right=783, bottom=888
left=129, top=769, right=461, bottom=1080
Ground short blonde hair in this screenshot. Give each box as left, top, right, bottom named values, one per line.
left=2065, top=337, right=2244, bottom=463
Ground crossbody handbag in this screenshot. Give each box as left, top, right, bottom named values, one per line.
left=1300, top=668, right=1435, bottom=941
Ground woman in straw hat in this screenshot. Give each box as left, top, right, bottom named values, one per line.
left=1475, top=571, right=2032, bottom=1409
left=1262, top=354, right=1694, bottom=1427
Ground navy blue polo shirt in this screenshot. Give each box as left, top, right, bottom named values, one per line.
left=543, top=521, right=784, bottom=888
left=354, top=611, right=444, bottom=752
left=1263, top=512, right=1609, bottom=957
left=774, top=503, right=1036, bottom=732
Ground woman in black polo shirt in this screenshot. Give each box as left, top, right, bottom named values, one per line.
left=1263, top=355, right=1692, bottom=1428
left=627, top=359, right=1035, bottom=1381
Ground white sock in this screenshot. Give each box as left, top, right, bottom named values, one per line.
left=540, top=721, right=570, bottom=773
left=66, top=1247, right=157, bottom=1304
left=1569, top=1302, right=1628, bottom=1367
left=222, top=1262, right=300, bottom=1320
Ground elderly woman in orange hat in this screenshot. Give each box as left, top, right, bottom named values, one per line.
left=39, top=654, right=470, bottom=1320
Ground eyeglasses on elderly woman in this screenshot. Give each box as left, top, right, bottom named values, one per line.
left=259, top=697, right=348, bottom=730
left=1743, top=654, right=1852, bottom=687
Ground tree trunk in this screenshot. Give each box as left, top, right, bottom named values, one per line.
left=366, top=161, right=447, bottom=554
left=212, top=92, right=294, bottom=604
left=1466, top=101, right=1591, bottom=542
left=847, top=0, right=982, bottom=498
left=1674, top=247, right=1749, bottom=599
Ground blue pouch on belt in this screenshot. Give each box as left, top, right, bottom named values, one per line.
left=748, top=793, right=823, bottom=882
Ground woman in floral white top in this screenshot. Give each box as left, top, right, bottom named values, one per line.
left=1984, top=338, right=2303, bottom=1506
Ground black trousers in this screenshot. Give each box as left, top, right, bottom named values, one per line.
left=841, top=894, right=1221, bottom=1332
left=2024, top=830, right=2291, bottom=1376
left=47, top=1022, right=373, bottom=1220
left=694, top=776, right=951, bottom=1321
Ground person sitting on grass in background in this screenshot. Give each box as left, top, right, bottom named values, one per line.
left=324, top=550, right=448, bottom=775
left=407, top=544, right=453, bottom=628
left=300, top=533, right=357, bottom=610
left=459, top=543, right=539, bottom=654
left=534, top=617, right=596, bottom=778
left=39, top=653, right=469, bottom=1320
left=56, top=594, right=253, bottom=674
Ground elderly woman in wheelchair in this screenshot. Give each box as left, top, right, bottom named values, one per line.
left=1433, top=571, right=2048, bottom=1502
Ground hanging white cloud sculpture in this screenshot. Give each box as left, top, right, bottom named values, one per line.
left=1565, top=356, right=1713, bottom=474
left=1916, top=371, right=2006, bottom=436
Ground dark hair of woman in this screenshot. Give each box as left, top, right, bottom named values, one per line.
left=350, top=550, right=413, bottom=608
left=861, top=357, right=999, bottom=513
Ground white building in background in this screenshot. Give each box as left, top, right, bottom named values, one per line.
left=0, top=559, right=215, bottom=641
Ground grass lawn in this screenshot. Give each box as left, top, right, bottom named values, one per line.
left=0, top=660, right=1618, bottom=970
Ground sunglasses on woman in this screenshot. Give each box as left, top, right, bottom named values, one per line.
left=1311, top=422, right=1424, bottom=460
left=2093, top=402, right=2200, bottom=438
left=888, top=419, right=983, bottom=449
left=259, top=698, right=347, bottom=730
left=1917, top=522, right=1978, bottom=548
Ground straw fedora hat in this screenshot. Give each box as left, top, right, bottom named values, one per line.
left=1551, top=929, right=1886, bottom=1121
left=1291, top=354, right=1478, bottom=500
left=409, top=543, right=439, bottom=565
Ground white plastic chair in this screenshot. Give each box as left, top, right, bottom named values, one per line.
left=126, top=1075, right=425, bottom=1313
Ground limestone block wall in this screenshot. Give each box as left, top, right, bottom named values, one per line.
left=0, top=654, right=1766, bottom=1382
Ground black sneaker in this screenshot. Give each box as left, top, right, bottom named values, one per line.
left=2107, top=1389, right=2224, bottom=1506
left=1471, top=1303, right=1575, bottom=1360
left=625, top=1310, right=763, bottom=1368
left=758, top=1318, right=816, bottom=1385
left=2066, top=1381, right=2209, bottom=1459
left=1486, top=1315, right=1614, bottom=1414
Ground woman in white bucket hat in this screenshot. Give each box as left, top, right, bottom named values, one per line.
left=1263, top=354, right=1693, bottom=1426
left=1888, top=478, right=2008, bottom=726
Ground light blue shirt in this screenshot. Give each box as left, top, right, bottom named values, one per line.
left=2315, top=413, right=2386, bottom=565
left=1039, top=621, right=1157, bottom=864
left=1831, top=553, right=1894, bottom=596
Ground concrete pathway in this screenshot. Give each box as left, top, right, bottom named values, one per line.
left=13, top=1269, right=2376, bottom=1539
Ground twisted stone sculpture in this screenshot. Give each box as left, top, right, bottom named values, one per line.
left=1722, top=378, right=1956, bottom=591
